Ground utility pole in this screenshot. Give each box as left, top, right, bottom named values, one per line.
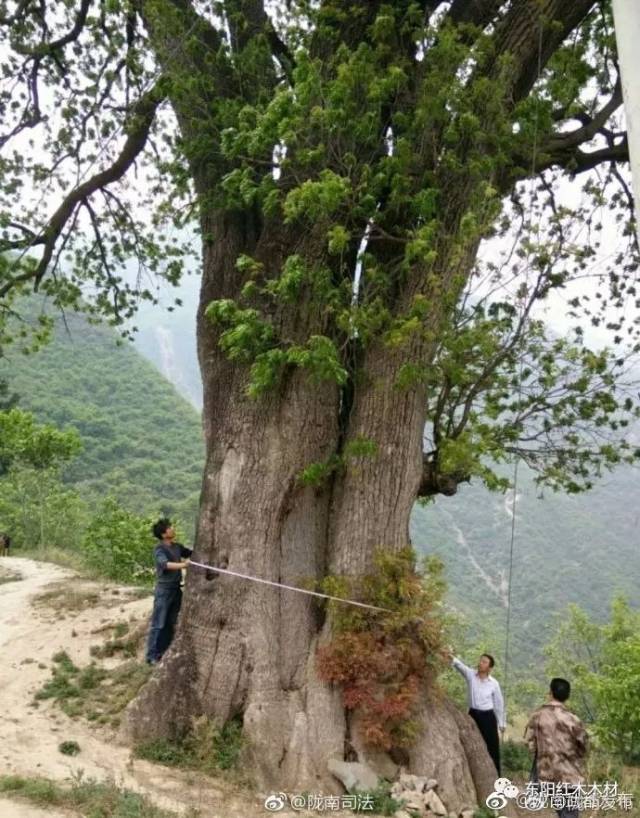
left=612, top=0, right=640, bottom=244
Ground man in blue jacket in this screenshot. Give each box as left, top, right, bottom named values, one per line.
left=146, top=518, right=192, bottom=665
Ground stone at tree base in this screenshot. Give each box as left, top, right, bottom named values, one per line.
left=459, top=810, right=475, bottom=818
left=399, top=772, right=422, bottom=790
left=391, top=781, right=404, bottom=799
left=403, top=795, right=426, bottom=812
left=407, top=694, right=478, bottom=814
left=424, top=789, right=448, bottom=815
left=327, top=758, right=379, bottom=792
left=393, top=811, right=413, bottom=818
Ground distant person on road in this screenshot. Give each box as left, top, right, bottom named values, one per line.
left=146, top=518, right=192, bottom=665
left=525, top=678, right=588, bottom=818
left=444, top=648, right=506, bottom=775
left=0, top=532, right=10, bottom=557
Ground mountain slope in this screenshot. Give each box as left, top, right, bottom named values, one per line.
left=0, top=302, right=205, bottom=527
left=410, top=462, right=640, bottom=674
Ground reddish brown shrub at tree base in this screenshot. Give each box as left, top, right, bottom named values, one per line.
left=315, top=547, right=445, bottom=750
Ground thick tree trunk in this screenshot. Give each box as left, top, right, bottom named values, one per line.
left=122, top=212, right=498, bottom=808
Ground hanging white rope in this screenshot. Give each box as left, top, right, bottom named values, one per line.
left=502, top=23, right=545, bottom=703
left=187, top=559, right=395, bottom=614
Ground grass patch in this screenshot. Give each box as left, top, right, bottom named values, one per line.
left=34, top=580, right=150, bottom=616
left=0, top=566, right=21, bottom=585
left=19, top=545, right=88, bottom=573
left=34, top=583, right=102, bottom=612
left=0, top=773, right=198, bottom=817
left=135, top=716, right=245, bottom=777
left=91, top=621, right=146, bottom=659
left=502, top=738, right=533, bottom=776
left=35, top=650, right=151, bottom=725
left=352, top=783, right=405, bottom=815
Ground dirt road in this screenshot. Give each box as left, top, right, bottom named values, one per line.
left=0, top=557, right=312, bottom=818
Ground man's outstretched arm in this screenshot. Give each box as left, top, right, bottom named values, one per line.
left=445, top=649, right=474, bottom=681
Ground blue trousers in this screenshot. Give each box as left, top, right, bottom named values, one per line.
left=146, top=585, right=183, bottom=662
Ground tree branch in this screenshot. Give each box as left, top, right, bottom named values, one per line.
left=545, top=79, right=623, bottom=154
left=417, top=455, right=471, bottom=498
left=448, top=0, right=503, bottom=29
left=223, top=0, right=294, bottom=81
left=540, top=136, right=629, bottom=175
left=492, top=0, right=597, bottom=105
left=12, top=0, right=92, bottom=56
left=0, top=85, right=163, bottom=298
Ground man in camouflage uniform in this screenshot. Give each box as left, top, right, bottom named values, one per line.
left=525, top=678, right=588, bottom=818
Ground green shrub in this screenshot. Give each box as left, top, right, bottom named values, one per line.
left=135, top=716, right=245, bottom=775
left=353, top=782, right=405, bottom=815
left=502, top=739, right=532, bottom=775
left=58, top=740, right=81, bottom=756
left=81, top=498, right=157, bottom=585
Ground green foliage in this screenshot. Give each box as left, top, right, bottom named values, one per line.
left=0, top=773, right=186, bottom=817
left=0, top=0, right=637, bottom=527
left=423, top=302, right=640, bottom=496
left=207, top=291, right=348, bottom=397
left=0, top=304, right=204, bottom=531
left=316, top=547, right=446, bottom=750
left=91, top=623, right=140, bottom=659
left=37, top=649, right=151, bottom=726
left=0, top=464, right=88, bottom=551
left=135, top=715, right=244, bottom=775
left=0, top=408, right=82, bottom=475
left=352, top=782, right=405, bottom=816
left=58, top=740, right=81, bottom=756
left=205, top=299, right=276, bottom=363
left=82, top=498, right=158, bottom=585
left=35, top=651, right=81, bottom=707
left=298, top=436, right=378, bottom=486
left=501, top=740, right=532, bottom=776
left=0, top=378, right=18, bottom=412
left=35, top=651, right=109, bottom=716
left=283, top=170, right=352, bottom=223
left=545, top=595, right=640, bottom=763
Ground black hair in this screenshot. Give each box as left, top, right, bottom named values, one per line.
left=153, top=518, right=172, bottom=540
left=481, top=653, right=495, bottom=668
left=550, top=677, right=571, bottom=702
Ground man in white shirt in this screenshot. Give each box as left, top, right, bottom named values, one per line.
left=445, top=649, right=506, bottom=775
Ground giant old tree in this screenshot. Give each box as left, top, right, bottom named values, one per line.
left=1, top=0, right=638, bottom=809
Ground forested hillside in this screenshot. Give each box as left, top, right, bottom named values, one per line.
left=0, top=301, right=204, bottom=527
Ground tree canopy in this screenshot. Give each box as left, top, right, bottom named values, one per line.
left=0, top=0, right=638, bottom=494
left=0, top=406, right=82, bottom=474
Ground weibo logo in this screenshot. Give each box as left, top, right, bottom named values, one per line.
left=485, top=777, right=520, bottom=812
